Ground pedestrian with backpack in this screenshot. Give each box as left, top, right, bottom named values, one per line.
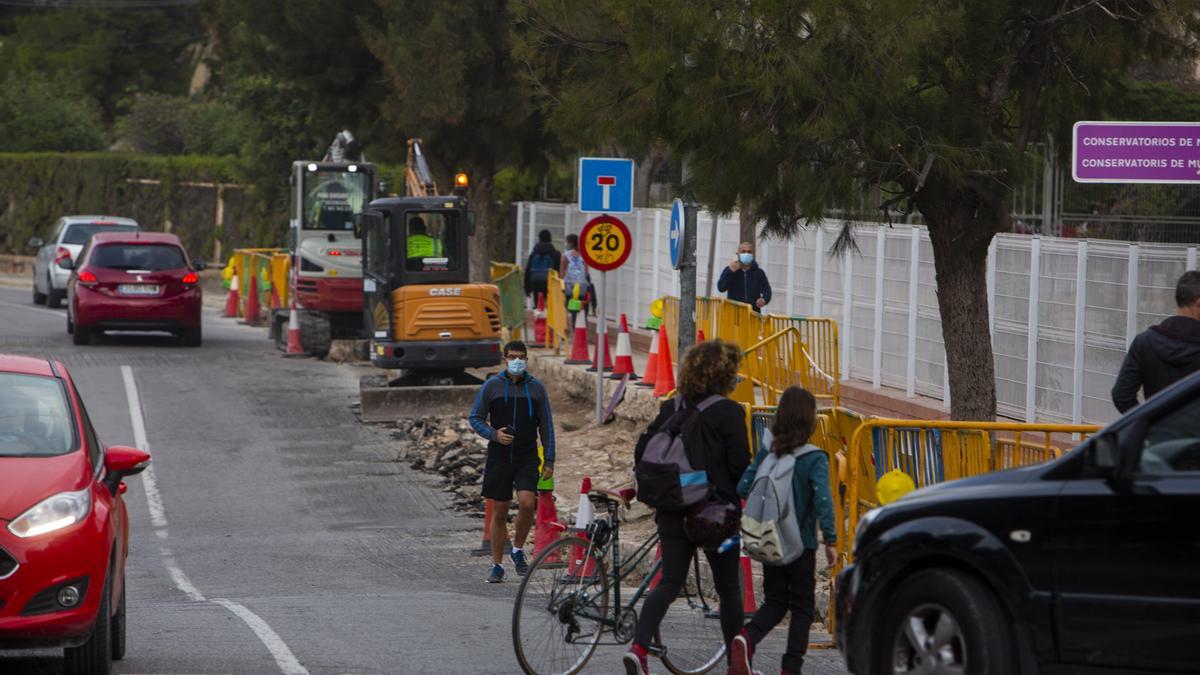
left=560, top=233, right=590, bottom=323
left=524, top=229, right=561, bottom=301
left=624, top=339, right=751, bottom=675
left=729, top=386, right=837, bottom=675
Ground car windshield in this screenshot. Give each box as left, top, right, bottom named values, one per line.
left=303, top=171, right=371, bottom=231
left=404, top=210, right=461, bottom=272
left=0, top=373, right=75, bottom=457
left=91, top=244, right=186, bottom=271
left=62, top=223, right=137, bottom=245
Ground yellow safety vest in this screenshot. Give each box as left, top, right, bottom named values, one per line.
left=407, top=234, right=443, bottom=258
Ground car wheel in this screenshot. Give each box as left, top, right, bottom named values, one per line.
left=67, top=312, right=74, bottom=335
left=111, top=577, right=126, bottom=660
left=873, top=568, right=1012, bottom=675
left=47, top=276, right=63, bottom=309
left=181, top=326, right=202, bottom=348
left=63, top=575, right=113, bottom=675
left=32, top=271, right=47, bottom=305
left=73, top=325, right=92, bottom=346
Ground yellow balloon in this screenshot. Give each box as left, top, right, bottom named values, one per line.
left=650, top=298, right=664, bottom=319
left=876, top=469, right=916, bottom=505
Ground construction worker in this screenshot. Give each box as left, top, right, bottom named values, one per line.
left=406, top=216, right=444, bottom=259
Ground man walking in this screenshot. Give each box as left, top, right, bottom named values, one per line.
left=524, top=229, right=561, bottom=301
left=469, top=341, right=555, bottom=582
left=1112, top=271, right=1200, bottom=413
left=717, top=241, right=772, bottom=312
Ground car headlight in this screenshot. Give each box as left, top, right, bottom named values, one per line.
left=7, top=488, right=91, bottom=538
left=854, top=507, right=883, bottom=551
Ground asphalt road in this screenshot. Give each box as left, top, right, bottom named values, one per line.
left=0, top=283, right=849, bottom=675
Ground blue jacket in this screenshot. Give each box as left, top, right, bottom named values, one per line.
left=469, top=372, right=555, bottom=464
left=717, top=262, right=772, bottom=310
left=737, top=444, right=837, bottom=549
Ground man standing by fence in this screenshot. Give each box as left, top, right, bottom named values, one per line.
left=718, top=241, right=772, bottom=312
left=1112, top=271, right=1200, bottom=413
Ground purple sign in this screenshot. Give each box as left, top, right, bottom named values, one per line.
left=1073, top=122, right=1200, bottom=184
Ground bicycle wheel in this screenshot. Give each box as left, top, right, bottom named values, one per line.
left=656, top=554, right=727, bottom=674
left=512, top=536, right=610, bottom=675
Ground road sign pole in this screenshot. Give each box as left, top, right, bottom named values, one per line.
left=596, top=271, right=606, bottom=424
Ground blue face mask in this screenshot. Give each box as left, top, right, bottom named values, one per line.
left=739, top=252, right=754, bottom=265
left=507, top=358, right=527, bottom=376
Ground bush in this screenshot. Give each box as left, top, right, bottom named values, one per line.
left=0, top=78, right=106, bottom=152
left=118, top=94, right=244, bottom=156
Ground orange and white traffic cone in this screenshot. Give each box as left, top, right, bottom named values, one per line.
left=610, top=313, right=639, bottom=380
left=244, top=273, right=261, bottom=325
left=533, top=490, right=564, bottom=560
left=587, top=320, right=614, bottom=373
left=531, top=292, right=547, bottom=347
left=284, top=302, right=306, bottom=357
left=637, top=326, right=661, bottom=388
left=741, top=547, right=757, bottom=613
left=651, top=328, right=676, bottom=398
left=568, top=477, right=596, bottom=579
left=224, top=272, right=240, bottom=318
left=565, top=311, right=591, bottom=364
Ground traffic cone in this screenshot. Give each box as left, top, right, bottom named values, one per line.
left=244, top=273, right=261, bottom=325
left=284, top=302, right=306, bottom=356
left=531, top=292, right=547, bottom=348
left=533, top=490, right=564, bottom=560
left=651, top=328, right=676, bottom=398
left=633, top=324, right=662, bottom=386
left=574, top=476, right=594, bottom=529
left=471, top=499, right=511, bottom=557
left=565, top=311, right=591, bottom=364
left=568, top=478, right=596, bottom=580
left=648, top=543, right=663, bottom=590
left=697, top=328, right=706, bottom=342
left=223, top=272, right=240, bottom=318
left=610, top=314, right=639, bottom=380
left=741, top=547, right=757, bottom=613
left=587, top=320, right=614, bottom=372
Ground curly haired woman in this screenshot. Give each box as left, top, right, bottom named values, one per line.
left=624, top=339, right=751, bottom=675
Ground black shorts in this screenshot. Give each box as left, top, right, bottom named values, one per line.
left=481, top=453, right=540, bottom=501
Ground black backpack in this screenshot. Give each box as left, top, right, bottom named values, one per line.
left=634, top=396, right=723, bottom=511
left=529, top=251, right=554, bottom=284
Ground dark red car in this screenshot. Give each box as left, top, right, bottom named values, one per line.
left=0, top=355, right=150, bottom=674
left=65, top=231, right=206, bottom=346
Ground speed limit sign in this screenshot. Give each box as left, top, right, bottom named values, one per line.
left=579, top=215, right=632, bottom=271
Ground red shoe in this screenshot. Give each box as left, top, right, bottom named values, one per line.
left=728, top=632, right=753, bottom=675
left=623, top=643, right=649, bottom=675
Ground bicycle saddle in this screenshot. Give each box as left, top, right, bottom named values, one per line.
left=588, top=487, right=636, bottom=508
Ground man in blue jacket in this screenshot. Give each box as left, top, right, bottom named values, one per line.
left=717, top=242, right=772, bottom=312
left=469, top=341, right=555, bottom=583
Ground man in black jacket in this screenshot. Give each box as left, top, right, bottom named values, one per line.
left=717, top=242, right=772, bottom=312
left=524, top=229, right=561, bottom=301
left=1112, top=271, right=1200, bottom=413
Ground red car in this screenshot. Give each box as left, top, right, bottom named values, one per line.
left=0, top=355, right=150, bottom=674
left=65, top=231, right=207, bottom=346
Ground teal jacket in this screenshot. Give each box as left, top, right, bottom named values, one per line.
left=737, top=445, right=837, bottom=550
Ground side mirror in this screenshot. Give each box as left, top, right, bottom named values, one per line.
left=353, top=213, right=363, bottom=240
left=1090, top=433, right=1119, bottom=472
left=193, top=260, right=209, bottom=271
left=28, top=237, right=44, bottom=249
left=57, top=258, right=74, bottom=270
left=103, top=445, right=151, bottom=495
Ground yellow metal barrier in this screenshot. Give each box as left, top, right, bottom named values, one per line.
left=544, top=269, right=568, bottom=351
left=230, top=248, right=288, bottom=321
left=842, top=419, right=1101, bottom=563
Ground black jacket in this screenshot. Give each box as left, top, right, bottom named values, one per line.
left=469, top=372, right=555, bottom=463
left=1112, top=315, right=1200, bottom=413
left=524, top=242, right=561, bottom=297
left=635, top=396, right=750, bottom=507
left=716, top=262, right=772, bottom=311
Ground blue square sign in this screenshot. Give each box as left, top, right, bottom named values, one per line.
left=578, top=157, right=635, bottom=214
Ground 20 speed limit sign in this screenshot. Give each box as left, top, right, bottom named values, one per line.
left=579, top=215, right=632, bottom=271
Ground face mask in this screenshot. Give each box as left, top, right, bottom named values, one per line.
left=507, top=358, right=527, bottom=375
left=739, top=253, right=754, bottom=265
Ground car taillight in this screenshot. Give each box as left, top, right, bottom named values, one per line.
left=77, top=270, right=98, bottom=288
left=182, top=272, right=198, bottom=285
left=54, top=247, right=71, bottom=264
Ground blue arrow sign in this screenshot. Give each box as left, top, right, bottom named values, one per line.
left=579, top=157, right=634, bottom=214
left=669, top=198, right=684, bottom=270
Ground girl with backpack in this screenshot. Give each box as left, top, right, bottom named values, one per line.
left=624, top=340, right=751, bottom=675
left=560, top=233, right=590, bottom=321
left=730, top=386, right=837, bottom=675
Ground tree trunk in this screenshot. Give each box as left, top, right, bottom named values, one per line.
left=467, top=158, right=495, bottom=284
left=738, top=197, right=756, bottom=247
left=917, top=177, right=1006, bottom=421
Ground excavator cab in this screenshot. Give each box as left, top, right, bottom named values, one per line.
left=359, top=196, right=502, bottom=372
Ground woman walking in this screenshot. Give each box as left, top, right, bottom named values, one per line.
left=730, top=386, right=837, bottom=675
left=624, top=340, right=751, bottom=675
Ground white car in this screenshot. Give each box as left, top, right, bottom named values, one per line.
left=29, top=216, right=139, bottom=308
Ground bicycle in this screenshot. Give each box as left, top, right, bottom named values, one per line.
left=512, top=487, right=726, bottom=675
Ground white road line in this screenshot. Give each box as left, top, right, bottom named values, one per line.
left=121, top=366, right=168, bottom=529
left=211, top=599, right=310, bottom=675
left=122, top=365, right=309, bottom=675
left=0, top=299, right=63, bottom=319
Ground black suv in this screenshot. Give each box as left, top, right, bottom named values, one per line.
left=836, top=371, right=1200, bottom=674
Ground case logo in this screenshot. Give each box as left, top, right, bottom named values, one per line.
left=428, top=287, right=463, bottom=296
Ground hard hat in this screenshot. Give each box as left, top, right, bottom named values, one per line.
left=876, top=469, right=916, bottom=505
left=650, top=298, right=664, bottom=319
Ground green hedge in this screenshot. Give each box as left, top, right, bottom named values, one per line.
left=0, top=152, right=283, bottom=260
